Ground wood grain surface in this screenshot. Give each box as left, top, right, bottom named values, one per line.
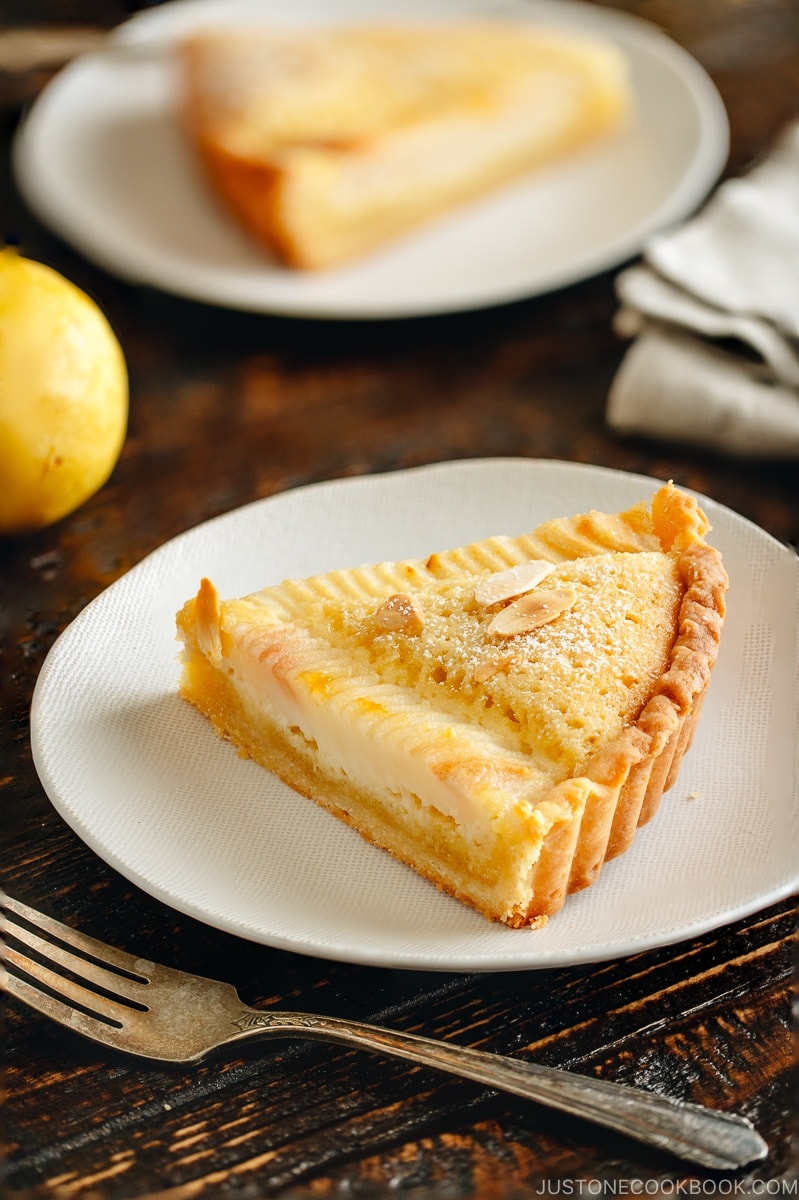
left=1, top=2, right=797, bottom=1197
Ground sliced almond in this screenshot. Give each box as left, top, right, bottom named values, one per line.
left=374, top=592, right=425, bottom=635
left=195, top=576, right=223, bottom=660
left=474, top=560, right=555, bottom=608
left=488, top=587, right=576, bottom=637
left=473, top=654, right=515, bottom=683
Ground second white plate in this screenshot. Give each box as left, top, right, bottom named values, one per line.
left=30, top=460, right=798, bottom=971
left=13, top=0, right=729, bottom=318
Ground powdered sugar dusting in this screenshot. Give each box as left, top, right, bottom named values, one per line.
left=304, top=550, right=683, bottom=771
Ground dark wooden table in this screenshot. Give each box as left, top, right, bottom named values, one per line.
left=2, top=2, right=797, bottom=1196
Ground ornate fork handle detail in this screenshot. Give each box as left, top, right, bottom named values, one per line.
left=229, top=1009, right=766, bottom=1171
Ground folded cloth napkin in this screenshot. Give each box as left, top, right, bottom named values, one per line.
left=607, top=120, right=799, bottom=457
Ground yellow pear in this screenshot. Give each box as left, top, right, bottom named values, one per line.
left=0, top=249, right=128, bottom=533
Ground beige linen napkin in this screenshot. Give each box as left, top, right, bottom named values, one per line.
left=607, top=120, right=799, bottom=457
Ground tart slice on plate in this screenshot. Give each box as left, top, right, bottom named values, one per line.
left=178, top=20, right=631, bottom=268
left=176, top=483, right=727, bottom=927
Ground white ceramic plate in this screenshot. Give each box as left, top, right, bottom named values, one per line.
left=12, top=0, right=729, bottom=318
left=30, top=460, right=798, bottom=971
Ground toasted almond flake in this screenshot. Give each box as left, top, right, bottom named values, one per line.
left=195, top=577, right=222, bottom=660
left=473, top=654, right=515, bottom=683
left=474, top=560, right=555, bottom=607
left=488, top=587, right=577, bottom=637
left=374, top=592, right=425, bottom=635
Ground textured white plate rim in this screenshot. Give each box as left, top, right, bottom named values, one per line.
left=29, top=460, right=798, bottom=971
left=11, top=0, right=729, bottom=319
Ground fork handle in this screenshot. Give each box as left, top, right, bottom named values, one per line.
left=231, top=1009, right=766, bottom=1170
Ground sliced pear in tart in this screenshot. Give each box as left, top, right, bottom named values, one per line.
left=176, top=483, right=727, bottom=927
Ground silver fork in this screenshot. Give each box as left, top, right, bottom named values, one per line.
left=1, top=894, right=768, bottom=1171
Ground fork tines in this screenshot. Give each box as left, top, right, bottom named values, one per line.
left=1, top=893, right=151, bottom=1032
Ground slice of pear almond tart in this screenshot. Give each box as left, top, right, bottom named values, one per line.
left=176, top=483, right=727, bottom=928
